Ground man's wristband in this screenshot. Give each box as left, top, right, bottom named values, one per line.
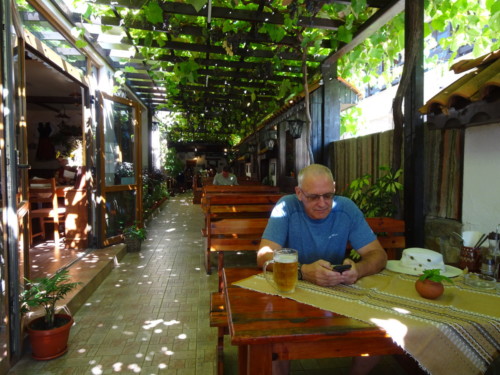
left=298, top=263, right=303, bottom=280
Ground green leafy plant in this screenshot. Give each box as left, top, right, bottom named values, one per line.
left=344, top=166, right=403, bottom=217
left=115, top=162, right=134, bottom=177
left=20, top=269, right=81, bottom=330
left=163, top=148, right=184, bottom=178
left=349, top=249, right=361, bottom=262
left=122, top=222, right=147, bottom=241
left=418, top=269, right=453, bottom=284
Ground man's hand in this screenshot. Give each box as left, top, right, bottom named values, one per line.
left=337, top=258, right=358, bottom=285
left=300, top=260, right=347, bottom=286
left=301, top=259, right=361, bottom=286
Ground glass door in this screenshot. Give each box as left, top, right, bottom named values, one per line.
left=96, top=92, right=142, bottom=247
left=0, top=13, right=10, bottom=371
left=1, top=0, right=30, bottom=368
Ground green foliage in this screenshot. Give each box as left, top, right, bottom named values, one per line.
left=20, top=270, right=81, bottom=330
left=143, top=0, right=164, bottom=24
left=339, top=1, right=498, bottom=113
left=418, top=269, right=453, bottom=284
left=142, top=169, right=169, bottom=215
left=349, top=249, right=361, bottom=261
left=163, top=148, right=184, bottom=177
left=259, top=24, right=286, bottom=42
left=62, top=0, right=499, bottom=140
left=186, top=0, right=207, bottom=13
left=122, top=222, right=147, bottom=240
left=340, top=106, right=363, bottom=137
left=172, top=60, right=200, bottom=84
left=343, top=166, right=403, bottom=217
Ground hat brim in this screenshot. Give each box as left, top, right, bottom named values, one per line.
left=386, top=260, right=463, bottom=278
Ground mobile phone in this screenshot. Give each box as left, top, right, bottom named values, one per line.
left=332, top=264, right=352, bottom=273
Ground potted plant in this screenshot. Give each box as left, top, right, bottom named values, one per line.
left=415, top=269, right=453, bottom=299
left=115, top=161, right=135, bottom=185
left=122, top=222, right=147, bottom=252
left=20, top=269, right=81, bottom=360
left=343, top=166, right=403, bottom=218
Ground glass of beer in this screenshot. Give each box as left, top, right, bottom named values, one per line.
left=263, top=248, right=298, bottom=294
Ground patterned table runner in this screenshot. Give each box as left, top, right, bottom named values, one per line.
left=234, top=270, right=500, bottom=375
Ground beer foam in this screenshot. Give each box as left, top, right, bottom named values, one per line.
left=275, top=254, right=297, bottom=263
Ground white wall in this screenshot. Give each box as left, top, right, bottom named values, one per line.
left=462, top=122, right=500, bottom=235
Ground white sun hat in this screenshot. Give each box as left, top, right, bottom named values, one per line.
left=386, top=247, right=463, bottom=277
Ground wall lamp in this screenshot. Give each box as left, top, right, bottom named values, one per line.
left=287, top=118, right=305, bottom=139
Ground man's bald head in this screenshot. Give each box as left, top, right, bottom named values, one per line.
left=297, top=164, right=334, bottom=188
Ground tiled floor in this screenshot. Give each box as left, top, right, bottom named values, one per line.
left=9, top=192, right=408, bottom=375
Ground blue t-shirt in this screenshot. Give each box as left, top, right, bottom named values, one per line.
left=262, top=195, right=376, bottom=265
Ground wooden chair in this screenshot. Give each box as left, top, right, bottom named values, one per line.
left=29, top=178, right=66, bottom=246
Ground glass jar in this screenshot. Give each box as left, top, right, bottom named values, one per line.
left=459, top=246, right=482, bottom=272
left=480, top=255, right=495, bottom=277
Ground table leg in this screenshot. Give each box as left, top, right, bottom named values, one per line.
left=238, top=345, right=248, bottom=375
left=246, top=343, right=273, bottom=375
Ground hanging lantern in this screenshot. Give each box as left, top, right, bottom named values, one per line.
left=287, top=119, right=305, bottom=139
left=267, top=129, right=278, bottom=140
left=266, top=138, right=275, bottom=150
left=248, top=142, right=256, bottom=153
left=265, top=128, right=277, bottom=150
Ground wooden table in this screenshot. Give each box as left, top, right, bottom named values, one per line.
left=223, top=268, right=404, bottom=375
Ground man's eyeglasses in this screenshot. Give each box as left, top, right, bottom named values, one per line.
left=299, top=189, right=335, bottom=202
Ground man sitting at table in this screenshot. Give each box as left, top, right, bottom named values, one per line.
left=212, top=166, right=238, bottom=185
left=257, top=163, right=387, bottom=375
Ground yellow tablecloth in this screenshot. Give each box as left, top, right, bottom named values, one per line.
left=234, top=270, right=500, bottom=375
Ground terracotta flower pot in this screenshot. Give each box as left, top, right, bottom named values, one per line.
left=27, top=313, right=74, bottom=360
left=415, top=279, right=444, bottom=299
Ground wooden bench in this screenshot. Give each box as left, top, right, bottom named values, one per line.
left=210, top=217, right=406, bottom=374
left=202, top=184, right=279, bottom=196
left=195, top=183, right=279, bottom=204
left=365, top=217, right=406, bottom=260
left=203, top=194, right=283, bottom=275
left=210, top=291, right=227, bottom=375
left=206, top=217, right=269, bottom=291
left=238, top=176, right=261, bottom=185
left=201, top=191, right=283, bottom=276
left=201, top=193, right=283, bottom=215
left=201, top=192, right=283, bottom=234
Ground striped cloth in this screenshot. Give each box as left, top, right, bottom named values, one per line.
left=234, top=270, right=500, bottom=374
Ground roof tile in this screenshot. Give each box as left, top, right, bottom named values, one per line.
left=420, top=49, right=500, bottom=116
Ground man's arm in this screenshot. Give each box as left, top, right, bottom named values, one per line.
left=341, top=239, right=387, bottom=284
left=257, top=238, right=281, bottom=267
